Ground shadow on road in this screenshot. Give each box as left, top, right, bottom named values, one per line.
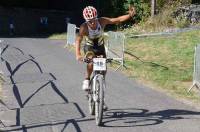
left=0, top=42, right=85, bottom=132
left=101, top=108, right=200, bottom=127
left=6, top=119, right=82, bottom=132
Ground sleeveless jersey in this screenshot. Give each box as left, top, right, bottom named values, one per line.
left=85, top=20, right=104, bottom=46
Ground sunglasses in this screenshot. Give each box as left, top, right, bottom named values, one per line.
left=86, top=18, right=97, bottom=24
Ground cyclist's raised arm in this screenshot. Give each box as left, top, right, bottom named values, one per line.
left=75, top=24, right=87, bottom=61
left=100, top=5, right=136, bottom=26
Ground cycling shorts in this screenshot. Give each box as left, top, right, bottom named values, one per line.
left=83, top=38, right=106, bottom=58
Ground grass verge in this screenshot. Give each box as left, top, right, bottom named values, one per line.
left=124, top=29, right=200, bottom=106
left=48, top=33, right=67, bottom=40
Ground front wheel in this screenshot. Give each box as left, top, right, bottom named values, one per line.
left=95, top=75, right=105, bottom=126
left=88, top=82, right=95, bottom=115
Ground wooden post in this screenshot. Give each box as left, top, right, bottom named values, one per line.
left=151, top=0, right=156, bottom=17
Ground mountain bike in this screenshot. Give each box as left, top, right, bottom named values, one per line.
left=84, top=57, right=112, bottom=126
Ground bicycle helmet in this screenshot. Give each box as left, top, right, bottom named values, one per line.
left=83, top=6, right=97, bottom=21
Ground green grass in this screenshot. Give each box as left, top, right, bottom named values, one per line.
left=124, top=30, right=200, bottom=104
left=48, top=33, right=67, bottom=40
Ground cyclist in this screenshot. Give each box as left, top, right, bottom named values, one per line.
left=76, top=5, right=136, bottom=91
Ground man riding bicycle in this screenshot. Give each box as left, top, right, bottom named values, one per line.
left=75, top=5, right=136, bottom=91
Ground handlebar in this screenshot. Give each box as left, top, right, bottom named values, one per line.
left=83, top=58, right=113, bottom=63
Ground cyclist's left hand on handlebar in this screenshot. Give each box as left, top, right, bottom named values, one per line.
left=128, top=5, right=136, bottom=17
left=76, top=55, right=83, bottom=62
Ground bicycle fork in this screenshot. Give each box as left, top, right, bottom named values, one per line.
left=92, top=75, right=99, bottom=102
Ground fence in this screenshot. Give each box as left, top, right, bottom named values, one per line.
left=66, top=23, right=77, bottom=45
left=106, top=31, right=125, bottom=70
left=188, top=44, right=200, bottom=92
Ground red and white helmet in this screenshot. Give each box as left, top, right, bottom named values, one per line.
left=83, top=6, right=97, bottom=21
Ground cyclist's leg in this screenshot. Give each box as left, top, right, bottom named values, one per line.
left=84, top=44, right=95, bottom=79
left=82, top=44, right=95, bottom=90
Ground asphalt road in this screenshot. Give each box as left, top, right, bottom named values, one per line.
left=0, top=38, right=200, bottom=132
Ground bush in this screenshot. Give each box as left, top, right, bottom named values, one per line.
left=124, top=0, right=150, bottom=23
left=175, top=16, right=190, bottom=28
left=132, top=6, right=176, bottom=32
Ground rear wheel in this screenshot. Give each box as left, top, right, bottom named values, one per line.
left=95, top=75, right=105, bottom=126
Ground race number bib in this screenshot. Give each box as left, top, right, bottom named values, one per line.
left=93, top=58, right=106, bottom=71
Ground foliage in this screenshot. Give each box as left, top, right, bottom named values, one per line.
left=98, top=0, right=151, bottom=25
left=175, top=16, right=190, bottom=28
left=124, top=0, right=145, bottom=22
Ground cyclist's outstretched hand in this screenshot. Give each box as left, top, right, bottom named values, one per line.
left=128, top=5, right=136, bottom=17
